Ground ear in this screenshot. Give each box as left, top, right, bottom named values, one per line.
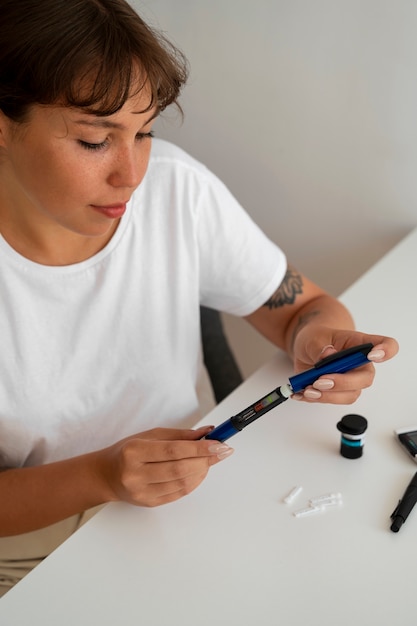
left=0, top=110, right=11, bottom=149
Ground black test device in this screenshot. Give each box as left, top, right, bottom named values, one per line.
left=394, top=426, right=417, bottom=463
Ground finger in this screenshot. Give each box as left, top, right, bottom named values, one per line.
left=137, top=425, right=215, bottom=442
left=367, top=339, right=399, bottom=363
left=292, top=363, right=376, bottom=404
left=308, top=333, right=399, bottom=365
left=117, top=446, right=233, bottom=506
left=318, top=344, right=337, bottom=359
left=293, top=388, right=362, bottom=405
left=122, top=437, right=234, bottom=464
left=142, top=471, right=211, bottom=507
left=366, top=336, right=399, bottom=361
left=124, top=447, right=234, bottom=506
left=140, top=453, right=230, bottom=485
left=334, top=335, right=399, bottom=362
left=312, top=365, right=375, bottom=393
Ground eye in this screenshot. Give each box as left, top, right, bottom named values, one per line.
left=78, top=139, right=109, bottom=152
left=136, top=131, right=155, bottom=141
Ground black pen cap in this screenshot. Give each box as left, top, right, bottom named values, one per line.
left=336, top=414, right=368, bottom=459
left=390, top=516, right=404, bottom=533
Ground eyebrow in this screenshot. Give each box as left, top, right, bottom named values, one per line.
left=73, top=111, right=157, bottom=131
left=73, top=119, right=126, bottom=130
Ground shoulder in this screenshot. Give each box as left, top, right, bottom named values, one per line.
left=148, top=138, right=214, bottom=182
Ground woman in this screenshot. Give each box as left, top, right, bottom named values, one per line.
left=0, top=0, right=398, bottom=594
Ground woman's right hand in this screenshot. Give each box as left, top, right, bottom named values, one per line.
left=99, top=426, right=234, bottom=507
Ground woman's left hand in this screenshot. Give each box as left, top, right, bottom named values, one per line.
left=291, top=327, right=399, bottom=404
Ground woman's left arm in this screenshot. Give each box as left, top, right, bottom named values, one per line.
left=245, top=265, right=399, bottom=404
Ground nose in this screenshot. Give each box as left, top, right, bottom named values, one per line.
left=107, top=146, right=147, bottom=189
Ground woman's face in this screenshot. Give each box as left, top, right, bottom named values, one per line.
left=0, top=89, right=156, bottom=258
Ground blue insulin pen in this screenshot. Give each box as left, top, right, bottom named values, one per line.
left=204, top=343, right=374, bottom=442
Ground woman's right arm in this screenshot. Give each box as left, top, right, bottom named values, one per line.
left=0, top=426, right=233, bottom=536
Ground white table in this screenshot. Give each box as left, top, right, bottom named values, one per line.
left=1, top=228, right=417, bottom=625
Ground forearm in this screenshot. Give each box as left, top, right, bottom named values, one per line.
left=0, top=450, right=112, bottom=537
left=246, top=267, right=355, bottom=357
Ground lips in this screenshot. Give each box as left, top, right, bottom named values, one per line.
left=91, top=203, right=127, bottom=219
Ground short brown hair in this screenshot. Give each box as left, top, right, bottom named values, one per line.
left=0, top=0, right=189, bottom=121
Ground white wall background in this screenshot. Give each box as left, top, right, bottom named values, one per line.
left=132, top=0, right=417, bottom=376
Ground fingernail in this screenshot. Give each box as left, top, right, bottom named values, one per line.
left=208, top=443, right=232, bottom=455
left=207, top=444, right=235, bottom=460
left=368, top=349, right=385, bottom=361
left=319, top=344, right=336, bottom=355
left=217, top=448, right=234, bottom=460
left=313, top=378, right=335, bottom=391
left=303, top=388, right=322, bottom=400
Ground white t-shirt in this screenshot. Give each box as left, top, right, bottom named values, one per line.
left=0, top=139, right=286, bottom=469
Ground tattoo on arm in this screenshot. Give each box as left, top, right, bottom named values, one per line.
left=263, top=266, right=322, bottom=353
left=263, top=266, right=303, bottom=309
